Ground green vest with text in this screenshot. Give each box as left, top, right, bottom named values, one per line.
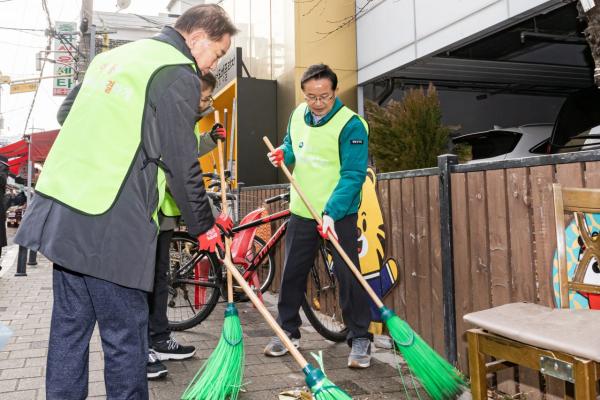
left=289, top=103, right=369, bottom=219
left=36, top=39, right=194, bottom=220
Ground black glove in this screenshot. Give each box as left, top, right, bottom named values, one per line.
left=209, top=123, right=226, bottom=143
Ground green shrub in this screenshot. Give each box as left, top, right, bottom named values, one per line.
left=366, top=84, right=454, bottom=172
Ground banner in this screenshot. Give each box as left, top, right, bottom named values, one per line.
left=53, top=21, right=77, bottom=96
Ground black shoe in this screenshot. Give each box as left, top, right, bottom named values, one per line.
left=147, top=350, right=168, bottom=380
left=152, top=335, right=196, bottom=361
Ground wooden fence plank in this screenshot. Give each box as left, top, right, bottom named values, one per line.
left=507, top=167, right=537, bottom=396
left=401, top=178, right=420, bottom=332
left=485, top=169, right=511, bottom=307
left=428, top=175, right=444, bottom=356
left=378, top=179, right=395, bottom=311
left=530, top=165, right=556, bottom=307
left=415, top=176, right=433, bottom=346
left=485, top=169, right=516, bottom=395
left=451, top=173, right=471, bottom=373
left=389, top=179, right=406, bottom=319
left=527, top=164, right=556, bottom=400
left=584, top=161, right=600, bottom=188
left=467, top=171, right=491, bottom=313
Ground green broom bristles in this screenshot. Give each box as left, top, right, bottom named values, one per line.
left=181, top=303, right=244, bottom=400
left=303, top=364, right=352, bottom=400
left=381, top=307, right=465, bottom=400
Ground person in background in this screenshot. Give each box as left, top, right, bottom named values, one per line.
left=147, top=71, right=227, bottom=379
left=0, top=156, right=9, bottom=249
left=264, top=64, right=373, bottom=368
left=15, top=5, right=237, bottom=399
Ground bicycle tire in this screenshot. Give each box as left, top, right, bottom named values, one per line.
left=301, top=244, right=348, bottom=342
left=167, top=232, right=220, bottom=331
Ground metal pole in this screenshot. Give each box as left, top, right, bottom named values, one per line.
left=438, top=154, right=458, bottom=365
left=27, top=250, right=37, bottom=266
left=26, top=132, right=32, bottom=205
left=14, top=246, right=27, bottom=276
left=89, top=24, right=96, bottom=62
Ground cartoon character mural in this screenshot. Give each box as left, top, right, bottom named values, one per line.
left=552, top=213, right=600, bottom=309
left=356, top=167, right=400, bottom=332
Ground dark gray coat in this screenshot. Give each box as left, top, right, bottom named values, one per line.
left=15, top=27, right=215, bottom=291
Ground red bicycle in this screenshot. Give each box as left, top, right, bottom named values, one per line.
left=166, top=192, right=348, bottom=342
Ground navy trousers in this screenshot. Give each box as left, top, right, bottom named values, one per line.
left=148, top=229, right=173, bottom=345
left=277, top=214, right=372, bottom=344
left=46, top=265, right=149, bottom=400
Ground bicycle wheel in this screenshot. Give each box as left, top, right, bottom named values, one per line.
left=231, top=236, right=276, bottom=300
left=301, top=244, right=348, bottom=342
left=167, top=232, right=221, bottom=331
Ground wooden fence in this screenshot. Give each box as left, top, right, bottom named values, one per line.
left=238, top=150, right=600, bottom=398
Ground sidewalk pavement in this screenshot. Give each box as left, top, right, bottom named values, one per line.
left=0, top=244, right=419, bottom=399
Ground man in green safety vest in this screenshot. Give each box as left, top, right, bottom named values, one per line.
left=147, top=71, right=225, bottom=379
left=263, top=64, right=373, bottom=368
left=14, top=5, right=237, bottom=399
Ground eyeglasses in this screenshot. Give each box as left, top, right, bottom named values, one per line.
left=200, top=95, right=214, bottom=107
left=304, top=94, right=335, bottom=104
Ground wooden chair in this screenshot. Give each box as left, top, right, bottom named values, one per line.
left=464, top=184, right=600, bottom=400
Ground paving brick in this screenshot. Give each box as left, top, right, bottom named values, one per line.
left=1, top=366, right=43, bottom=380
left=24, top=358, right=46, bottom=368
left=0, top=358, right=25, bottom=369
left=0, top=389, right=37, bottom=400
left=9, top=349, right=46, bottom=360
left=16, top=376, right=45, bottom=391
left=0, top=378, right=17, bottom=393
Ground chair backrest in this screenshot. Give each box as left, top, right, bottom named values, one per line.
left=553, top=183, right=600, bottom=308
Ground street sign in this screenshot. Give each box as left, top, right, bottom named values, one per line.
left=213, top=47, right=242, bottom=95
left=53, top=21, right=77, bottom=96
left=10, top=82, right=38, bottom=94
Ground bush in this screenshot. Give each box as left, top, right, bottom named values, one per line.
left=365, top=84, right=453, bottom=172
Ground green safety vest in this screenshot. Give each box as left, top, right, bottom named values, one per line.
left=36, top=39, right=194, bottom=221
left=159, top=124, right=203, bottom=217
left=289, top=103, right=369, bottom=219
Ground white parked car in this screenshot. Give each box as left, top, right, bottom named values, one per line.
left=452, top=123, right=553, bottom=163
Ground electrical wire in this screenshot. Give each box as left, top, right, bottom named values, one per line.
left=21, top=0, right=54, bottom=135
left=41, top=0, right=53, bottom=30
left=21, top=35, right=50, bottom=135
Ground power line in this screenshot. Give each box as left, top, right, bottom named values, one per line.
left=21, top=0, right=54, bottom=135
left=0, top=26, right=45, bottom=32
left=22, top=37, right=50, bottom=135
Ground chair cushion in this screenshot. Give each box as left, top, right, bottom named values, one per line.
left=463, top=302, right=600, bottom=362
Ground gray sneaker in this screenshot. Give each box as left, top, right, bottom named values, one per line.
left=263, top=332, right=300, bottom=357
left=348, top=338, right=371, bottom=368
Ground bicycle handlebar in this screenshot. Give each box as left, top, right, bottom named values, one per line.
left=264, top=192, right=290, bottom=204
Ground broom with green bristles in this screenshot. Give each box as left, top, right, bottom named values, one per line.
left=220, top=239, right=353, bottom=400
left=181, top=112, right=244, bottom=400
left=263, top=136, right=466, bottom=400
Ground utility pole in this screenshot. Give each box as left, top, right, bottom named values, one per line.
left=79, top=0, right=95, bottom=77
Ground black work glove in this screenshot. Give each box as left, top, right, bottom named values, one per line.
left=209, top=123, right=226, bottom=143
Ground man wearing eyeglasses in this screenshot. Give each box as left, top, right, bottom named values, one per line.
left=147, top=71, right=226, bottom=379
left=15, top=5, right=237, bottom=399
left=264, top=64, right=372, bottom=369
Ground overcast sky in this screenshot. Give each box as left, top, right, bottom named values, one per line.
left=0, top=0, right=167, bottom=140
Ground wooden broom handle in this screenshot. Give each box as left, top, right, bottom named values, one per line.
left=214, top=111, right=233, bottom=304
left=223, top=254, right=309, bottom=369
left=263, top=136, right=384, bottom=309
